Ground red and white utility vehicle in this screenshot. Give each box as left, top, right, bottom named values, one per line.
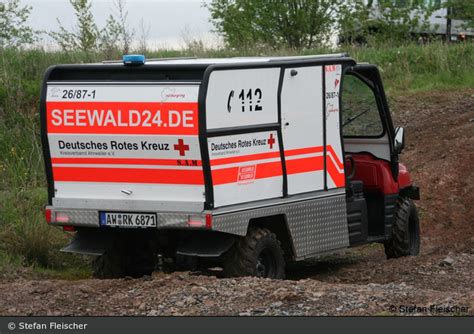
left=41, top=54, right=420, bottom=278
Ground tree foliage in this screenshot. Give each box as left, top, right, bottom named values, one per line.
left=99, top=15, right=122, bottom=57
left=113, top=0, right=134, bottom=54
left=50, top=0, right=99, bottom=51
left=207, top=0, right=337, bottom=49
left=207, top=0, right=444, bottom=49
left=0, top=0, right=36, bottom=48
left=50, top=0, right=134, bottom=53
left=338, top=0, right=435, bottom=45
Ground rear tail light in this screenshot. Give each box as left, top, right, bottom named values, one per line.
left=205, top=214, right=212, bottom=229
left=45, top=208, right=52, bottom=223
left=188, top=215, right=205, bottom=227
left=188, top=214, right=212, bottom=229
left=63, top=226, right=76, bottom=232
left=45, top=209, right=71, bottom=225
left=55, top=212, right=70, bottom=223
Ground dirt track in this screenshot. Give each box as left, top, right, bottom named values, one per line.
left=0, top=89, right=473, bottom=316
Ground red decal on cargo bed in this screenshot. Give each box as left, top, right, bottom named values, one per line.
left=213, top=161, right=282, bottom=185
left=237, top=165, right=256, bottom=184
left=46, top=101, right=198, bottom=135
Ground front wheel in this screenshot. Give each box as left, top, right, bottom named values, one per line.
left=384, top=197, right=420, bottom=259
left=223, top=227, right=285, bottom=279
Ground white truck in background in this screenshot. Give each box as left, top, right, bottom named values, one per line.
left=343, top=0, right=473, bottom=43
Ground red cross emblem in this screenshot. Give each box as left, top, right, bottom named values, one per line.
left=174, top=139, right=189, bottom=156
left=268, top=133, right=276, bottom=149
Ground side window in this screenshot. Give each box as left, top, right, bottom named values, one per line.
left=342, top=74, right=384, bottom=137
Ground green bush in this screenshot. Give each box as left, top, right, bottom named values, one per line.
left=0, top=188, right=88, bottom=269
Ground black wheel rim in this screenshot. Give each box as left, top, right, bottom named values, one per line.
left=256, top=248, right=276, bottom=278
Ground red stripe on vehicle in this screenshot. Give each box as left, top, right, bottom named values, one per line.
left=211, top=151, right=281, bottom=166
left=211, top=146, right=325, bottom=167
left=52, top=146, right=344, bottom=186
left=285, top=146, right=324, bottom=157
left=286, top=156, right=324, bottom=175
left=51, top=157, right=202, bottom=166
left=46, top=101, right=198, bottom=135
left=326, top=145, right=344, bottom=169
left=53, top=167, right=204, bottom=184
left=326, top=156, right=346, bottom=187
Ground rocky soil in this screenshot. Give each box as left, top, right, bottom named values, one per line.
left=0, top=89, right=472, bottom=316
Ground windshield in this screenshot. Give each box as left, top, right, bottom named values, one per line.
left=342, top=74, right=384, bottom=137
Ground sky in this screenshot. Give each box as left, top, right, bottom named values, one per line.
left=24, top=0, right=216, bottom=49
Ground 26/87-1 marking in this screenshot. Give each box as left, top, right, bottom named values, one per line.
left=62, top=89, right=96, bottom=99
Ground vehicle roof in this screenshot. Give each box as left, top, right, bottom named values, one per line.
left=101, top=53, right=351, bottom=66
left=46, top=53, right=357, bottom=82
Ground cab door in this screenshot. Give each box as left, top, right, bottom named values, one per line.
left=341, top=65, right=398, bottom=238
left=342, top=65, right=396, bottom=172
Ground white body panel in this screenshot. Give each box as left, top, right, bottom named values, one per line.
left=324, top=65, right=345, bottom=189
left=281, top=66, right=325, bottom=195
left=205, top=68, right=280, bottom=130
left=46, top=83, right=204, bottom=210
left=344, top=135, right=391, bottom=162
left=208, top=131, right=282, bottom=207
left=47, top=84, right=199, bottom=103
left=48, top=134, right=201, bottom=160
left=54, top=182, right=204, bottom=202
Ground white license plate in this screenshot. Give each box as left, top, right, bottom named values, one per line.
left=100, top=212, right=157, bottom=228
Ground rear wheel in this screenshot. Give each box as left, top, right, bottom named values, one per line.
left=384, top=197, right=420, bottom=259
left=223, top=227, right=285, bottom=279
left=92, top=237, right=157, bottom=279
left=92, top=249, right=125, bottom=279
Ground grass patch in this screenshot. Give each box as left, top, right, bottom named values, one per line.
left=0, top=250, right=91, bottom=280
left=344, top=42, right=474, bottom=93
left=0, top=188, right=90, bottom=277
left=30, top=265, right=92, bottom=280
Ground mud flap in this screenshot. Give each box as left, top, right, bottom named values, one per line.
left=61, top=230, right=114, bottom=256
left=176, top=232, right=235, bottom=258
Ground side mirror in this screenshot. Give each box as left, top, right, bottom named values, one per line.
left=394, top=127, right=405, bottom=153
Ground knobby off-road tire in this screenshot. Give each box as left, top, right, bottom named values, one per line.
left=92, top=249, right=126, bottom=279
left=384, top=197, right=420, bottom=259
left=92, top=239, right=157, bottom=279
left=223, top=227, right=285, bottom=279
